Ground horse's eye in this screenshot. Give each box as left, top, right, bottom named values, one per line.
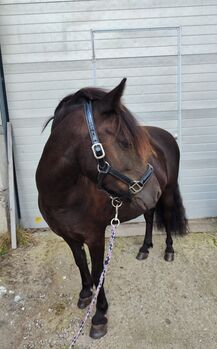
left=119, top=140, right=132, bottom=149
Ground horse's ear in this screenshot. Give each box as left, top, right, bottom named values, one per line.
left=96, top=78, right=127, bottom=114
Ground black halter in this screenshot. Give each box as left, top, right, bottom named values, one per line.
left=84, top=101, right=153, bottom=199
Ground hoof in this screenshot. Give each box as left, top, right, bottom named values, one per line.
left=89, top=323, right=107, bottom=339
left=136, top=251, right=149, bottom=260
left=77, top=295, right=92, bottom=309
left=164, top=252, right=174, bottom=262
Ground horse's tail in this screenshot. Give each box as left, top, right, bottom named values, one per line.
left=155, top=183, right=188, bottom=235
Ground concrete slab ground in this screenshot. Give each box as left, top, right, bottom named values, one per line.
left=106, top=217, right=217, bottom=237
left=0, top=222, right=217, bottom=349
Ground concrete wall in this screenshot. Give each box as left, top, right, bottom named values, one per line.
left=0, top=116, right=9, bottom=234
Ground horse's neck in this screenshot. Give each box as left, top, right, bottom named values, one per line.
left=37, top=131, right=80, bottom=192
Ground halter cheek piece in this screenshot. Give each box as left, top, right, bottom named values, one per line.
left=84, top=101, right=153, bottom=198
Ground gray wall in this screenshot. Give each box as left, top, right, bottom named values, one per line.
left=0, top=0, right=217, bottom=227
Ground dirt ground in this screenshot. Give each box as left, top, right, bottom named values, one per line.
left=0, top=227, right=217, bottom=349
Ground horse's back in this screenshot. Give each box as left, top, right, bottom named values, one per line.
left=144, top=126, right=180, bottom=183
left=145, top=126, right=179, bottom=156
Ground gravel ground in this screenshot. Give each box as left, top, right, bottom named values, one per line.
left=0, top=228, right=217, bottom=349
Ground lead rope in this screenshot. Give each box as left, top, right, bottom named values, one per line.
left=68, top=197, right=122, bottom=349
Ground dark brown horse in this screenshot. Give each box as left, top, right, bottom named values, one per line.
left=36, top=78, right=187, bottom=339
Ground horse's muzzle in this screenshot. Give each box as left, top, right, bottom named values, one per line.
left=131, top=175, right=162, bottom=212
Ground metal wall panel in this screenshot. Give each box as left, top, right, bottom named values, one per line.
left=0, top=1, right=217, bottom=227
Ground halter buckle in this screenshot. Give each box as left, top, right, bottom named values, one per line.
left=97, top=161, right=110, bottom=173
left=129, top=181, right=144, bottom=194
left=92, top=143, right=105, bottom=159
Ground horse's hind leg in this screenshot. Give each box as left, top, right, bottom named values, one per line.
left=63, top=237, right=93, bottom=309
left=156, top=190, right=175, bottom=262
left=136, top=208, right=154, bottom=260
left=164, top=213, right=174, bottom=262
left=88, top=239, right=108, bottom=339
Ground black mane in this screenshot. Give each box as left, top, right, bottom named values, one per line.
left=42, top=88, right=107, bottom=132
left=43, top=86, right=152, bottom=159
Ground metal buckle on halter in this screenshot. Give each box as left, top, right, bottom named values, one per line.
left=97, top=161, right=110, bottom=174
left=92, top=143, right=105, bottom=159
left=129, top=181, right=144, bottom=195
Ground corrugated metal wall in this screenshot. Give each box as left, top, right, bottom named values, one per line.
left=0, top=0, right=217, bottom=227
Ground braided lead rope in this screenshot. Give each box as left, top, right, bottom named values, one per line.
left=68, top=198, right=122, bottom=349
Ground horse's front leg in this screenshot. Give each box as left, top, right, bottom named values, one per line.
left=136, top=208, right=154, bottom=260
left=63, top=237, right=93, bottom=309
left=88, top=237, right=108, bottom=339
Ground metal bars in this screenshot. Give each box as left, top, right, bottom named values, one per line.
left=90, top=26, right=182, bottom=184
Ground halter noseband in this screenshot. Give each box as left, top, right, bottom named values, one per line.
left=84, top=101, right=153, bottom=199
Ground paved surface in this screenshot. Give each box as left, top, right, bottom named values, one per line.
left=0, top=226, right=217, bottom=349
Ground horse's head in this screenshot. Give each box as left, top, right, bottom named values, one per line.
left=78, top=79, right=162, bottom=212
